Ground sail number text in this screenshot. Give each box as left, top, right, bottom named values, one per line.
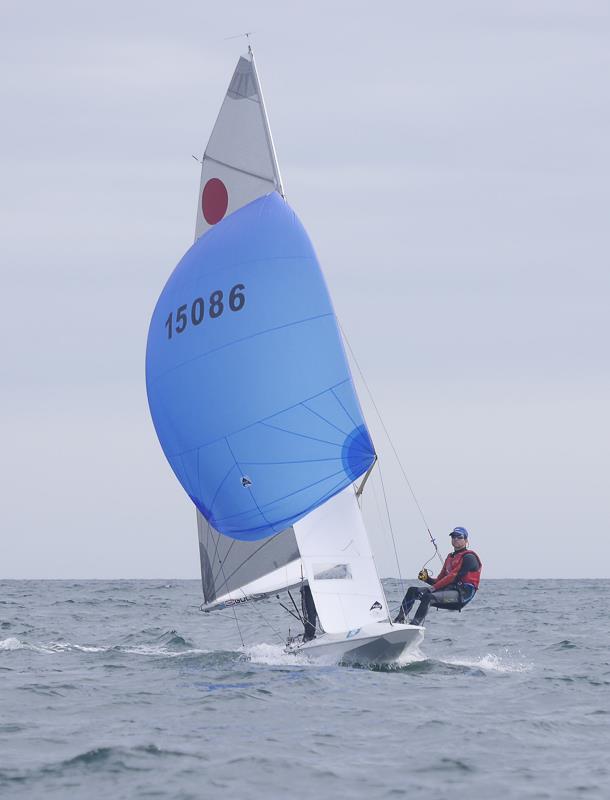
left=164, top=283, right=245, bottom=340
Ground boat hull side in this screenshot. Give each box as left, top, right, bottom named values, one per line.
left=285, top=622, right=424, bottom=665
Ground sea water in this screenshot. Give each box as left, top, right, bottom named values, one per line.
left=1, top=579, right=608, bottom=799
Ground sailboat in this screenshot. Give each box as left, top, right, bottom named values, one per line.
left=145, top=49, right=424, bottom=665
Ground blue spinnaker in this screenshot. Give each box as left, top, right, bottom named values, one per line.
left=146, top=192, right=375, bottom=540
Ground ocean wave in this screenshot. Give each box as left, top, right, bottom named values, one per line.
left=0, top=635, right=210, bottom=659
left=116, top=643, right=211, bottom=658
left=1, top=637, right=109, bottom=654
left=114, top=629, right=208, bottom=658
left=0, top=637, right=24, bottom=651
left=546, top=639, right=578, bottom=650
left=0, top=744, right=206, bottom=785
left=48, top=642, right=108, bottom=653
left=443, top=652, right=533, bottom=674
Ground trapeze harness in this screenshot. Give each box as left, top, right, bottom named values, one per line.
left=432, top=548, right=483, bottom=609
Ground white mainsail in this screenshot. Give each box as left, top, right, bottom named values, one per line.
left=194, top=50, right=284, bottom=241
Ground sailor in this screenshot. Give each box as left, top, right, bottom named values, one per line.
left=394, top=527, right=482, bottom=626
left=300, top=583, right=318, bottom=641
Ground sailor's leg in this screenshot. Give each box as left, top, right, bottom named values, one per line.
left=411, top=588, right=462, bottom=625
left=301, top=584, right=317, bottom=641
left=395, top=587, right=425, bottom=623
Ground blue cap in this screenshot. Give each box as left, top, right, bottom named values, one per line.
left=450, top=526, right=469, bottom=539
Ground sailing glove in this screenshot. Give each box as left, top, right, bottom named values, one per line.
left=418, top=568, right=430, bottom=582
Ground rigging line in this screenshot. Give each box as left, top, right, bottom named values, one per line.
left=211, top=537, right=236, bottom=587
left=278, top=600, right=302, bottom=624
left=366, top=468, right=398, bottom=613
left=217, top=557, right=245, bottom=648
left=376, top=458, right=406, bottom=601
left=287, top=589, right=303, bottom=622
left=239, top=593, right=285, bottom=645
left=338, top=322, right=443, bottom=567
left=213, top=536, right=297, bottom=590
left=229, top=575, right=291, bottom=645
left=210, top=532, right=276, bottom=587
left=254, top=603, right=284, bottom=644
left=209, top=526, right=290, bottom=588
left=207, top=519, right=225, bottom=586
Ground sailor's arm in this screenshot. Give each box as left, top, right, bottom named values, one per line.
left=431, top=563, right=461, bottom=591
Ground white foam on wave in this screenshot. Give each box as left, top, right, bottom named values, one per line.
left=0, top=637, right=210, bottom=658
left=1, top=637, right=107, bottom=654
left=120, top=644, right=211, bottom=658
left=245, top=641, right=431, bottom=669
left=393, top=645, right=426, bottom=667
left=0, top=637, right=57, bottom=653
left=244, top=642, right=325, bottom=667
left=47, top=641, right=107, bottom=653
left=0, top=637, right=25, bottom=651
left=444, top=652, right=532, bottom=674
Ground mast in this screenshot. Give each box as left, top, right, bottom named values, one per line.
left=249, top=47, right=285, bottom=198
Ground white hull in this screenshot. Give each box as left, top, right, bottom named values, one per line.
left=285, top=621, right=424, bottom=665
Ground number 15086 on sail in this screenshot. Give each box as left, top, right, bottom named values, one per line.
left=164, top=283, right=246, bottom=339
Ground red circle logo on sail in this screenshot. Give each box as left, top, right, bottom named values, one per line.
left=202, top=178, right=229, bottom=224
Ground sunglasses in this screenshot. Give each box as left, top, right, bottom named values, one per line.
left=450, top=533, right=466, bottom=539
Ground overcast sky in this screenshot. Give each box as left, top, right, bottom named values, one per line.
left=1, top=1, right=609, bottom=579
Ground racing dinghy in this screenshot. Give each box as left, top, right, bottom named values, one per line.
left=145, top=49, right=424, bottom=665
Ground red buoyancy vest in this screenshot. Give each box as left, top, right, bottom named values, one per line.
left=433, top=548, right=482, bottom=591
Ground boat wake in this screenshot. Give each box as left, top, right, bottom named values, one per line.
left=0, top=635, right=211, bottom=659
left=244, top=642, right=327, bottom=667
left=243, top=640, right=427, bottom=670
